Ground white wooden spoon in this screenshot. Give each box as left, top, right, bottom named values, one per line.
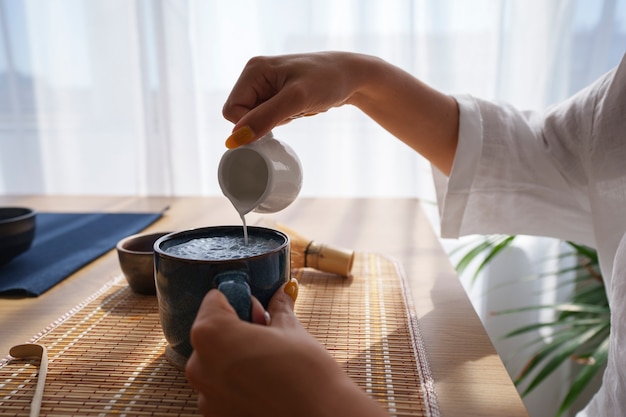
left=9, top=343, right=48, bottom=417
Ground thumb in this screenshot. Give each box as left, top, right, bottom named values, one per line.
left=226, top=90, right=312, bottom=149
left=194, top=289, right=240, bottom=325
left=266, top=278, right=300, bottom=329
left=225, top=106, right=291, bottom=149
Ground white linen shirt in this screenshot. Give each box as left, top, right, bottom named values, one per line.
left=435, top=53, right=626, bottom=416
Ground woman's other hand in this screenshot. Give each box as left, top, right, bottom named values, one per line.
left=185, top=278, right=388, bottom=417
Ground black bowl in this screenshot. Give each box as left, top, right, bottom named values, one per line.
left=0, top=207, right=37, bottom=266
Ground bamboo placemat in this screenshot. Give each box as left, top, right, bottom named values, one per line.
left=0, top=252, right=438, bottom=417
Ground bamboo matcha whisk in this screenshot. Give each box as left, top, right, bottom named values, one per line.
left=257, top=220, right=354, bottom=277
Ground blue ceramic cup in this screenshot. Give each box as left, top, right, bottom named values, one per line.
left=154, top=226, right=290, bottom=366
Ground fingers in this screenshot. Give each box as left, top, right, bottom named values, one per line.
left=224, top=90, right=309, bottom=148
left=250, top=296, right=269, bottom=325
left=193, top=288, right=236, bottom=326
left=244, top=92, right=318, bottom=134
left=187, top=279, right=312, bottom=417
left=266, top=278, right=300, bottom=330
left=222, top=56, right=276, bottom=122
left=188, top=279, right=301, bottom=359
left=187, top=290, right=239, bottom=399
left=191, top=282, right=297, bottom=330
left=223, top=53, right=345, bottom=147
left=222, top=56, right=291, bottom=140
left=245, top=279, right=300, bottom=327
left=283, top=277, right=299, bottom=303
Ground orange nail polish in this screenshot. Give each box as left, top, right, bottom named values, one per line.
left=284, top=278, right=299, bottom=303
left=225, top=126, right=255, bottom=149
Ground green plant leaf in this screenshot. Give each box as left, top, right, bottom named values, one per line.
left=520, top=324, right=608, bottom=396
left=501, top=318, right=605, bottom=339
left=555, top=338, right=610, bottom=417
left=454, top=239, right=495, bottom=276
left=570, top=286, right=608, bottom=304
left=514, top=321, right=607, bottom=386
left=565, top=241, right=599, bottom=264
left=471, top=235, right=517, bottom=284
left=453, top=235, right=517, bottom=285
left=515, top=328, right=581, bottom=385
left=495, top=303, right=609, bottom=316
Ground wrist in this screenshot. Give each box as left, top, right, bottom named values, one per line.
left=343, top=53, right=396, bottom=109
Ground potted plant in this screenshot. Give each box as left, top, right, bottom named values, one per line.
left=454, top=235, right=609, bottom=417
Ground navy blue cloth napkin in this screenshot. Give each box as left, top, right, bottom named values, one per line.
left=0, top=212, right=162, bottom=296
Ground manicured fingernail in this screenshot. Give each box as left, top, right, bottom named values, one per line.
left=225, top=126, right=255, bottom=149
left=264, top=311, right=272, bottom=325
left=284, top=278, right=299, bottom=303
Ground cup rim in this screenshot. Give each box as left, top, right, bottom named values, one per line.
left=0, top=207, right=36, bottom=224
left=116, top=231, right=173, bottom=255
left=153, top=225, right=289, bottom=262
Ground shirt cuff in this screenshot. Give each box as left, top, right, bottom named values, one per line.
left=434, top=94, right=484, bottom=239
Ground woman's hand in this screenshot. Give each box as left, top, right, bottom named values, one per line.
left=222, top=51, right=363, bottom=148
left=222, top=51, right=459, bottom=174
left=185, top=279, right=388, bottom=417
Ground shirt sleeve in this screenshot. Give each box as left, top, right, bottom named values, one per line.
left=434, top=57, right=626, bottom=417
left=435, top=93, right=595, bottom=247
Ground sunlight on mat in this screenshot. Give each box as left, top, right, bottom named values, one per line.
left=0, top=253, right=438, bottom=417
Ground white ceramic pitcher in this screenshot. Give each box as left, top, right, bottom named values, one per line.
left=218, top=131, right=303, bottom=215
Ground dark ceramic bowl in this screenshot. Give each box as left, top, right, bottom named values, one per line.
left=116, top=231, right=172, bottom=295
left=0, top=207, right=36, bottom=266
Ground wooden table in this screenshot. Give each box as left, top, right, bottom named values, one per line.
left=0, top=195, right=528, bottom=417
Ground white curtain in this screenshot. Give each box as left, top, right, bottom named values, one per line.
left=2, top=0, right=623, bottom=198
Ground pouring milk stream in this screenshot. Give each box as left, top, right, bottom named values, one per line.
left=218, top=130, right=355, bottom=277
left=218, top=131, right=303, bottom=242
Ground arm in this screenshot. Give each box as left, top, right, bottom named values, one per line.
left=223, top=52, right=459, bottom=175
